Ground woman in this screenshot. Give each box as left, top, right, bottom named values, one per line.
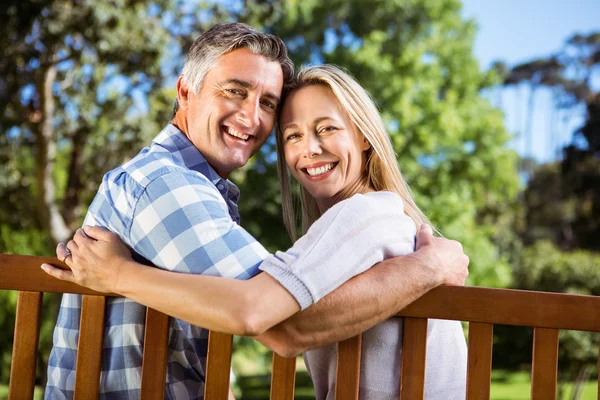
left=43, top=65, right=467, bottom=399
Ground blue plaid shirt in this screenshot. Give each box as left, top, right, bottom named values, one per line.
left=46, top=124, right=270, bottom=399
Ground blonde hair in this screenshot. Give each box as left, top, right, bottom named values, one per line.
left=276, top=65, right=432, bottom=241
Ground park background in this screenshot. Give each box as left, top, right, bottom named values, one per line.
left=0, top=0, right=599, bottom=398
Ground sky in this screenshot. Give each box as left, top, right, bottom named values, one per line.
left=461, top=0, right=600, bottom=162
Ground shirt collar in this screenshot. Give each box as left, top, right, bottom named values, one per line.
left=152, top=124, right=241, bottom=203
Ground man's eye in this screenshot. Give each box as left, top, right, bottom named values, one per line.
left=260, top=100, right=276, bottom=110
left=226, top=88, right=244, bottom=96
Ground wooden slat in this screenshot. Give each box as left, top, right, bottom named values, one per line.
left=398, top=286, right=600, bottom=332
left=334, top=334, right=362, bottom=400
left=74, top=295, right=106, bottom=399
left=8, top=291, right=43, bottom=400
left=3, top=254, right=600, bottom=333
left=141, top=308, right=170, bottom=399
left=466, top=322, right=494, bottom=400
left=270, top=353, right=296, bottom=400
left=204, top=331, right=233, bottom=400
left=400, top=317, right=428, bottom=400
left=0, top=254, right=118, bottom=296
left=531, top=327, right=559, bottom=400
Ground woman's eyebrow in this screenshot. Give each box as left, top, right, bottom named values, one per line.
left=282, top=122, right=299, bottom=132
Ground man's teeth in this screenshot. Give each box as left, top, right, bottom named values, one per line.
left=226, top=127, right=249, bottom=141
left=306, top=163, right=335, bottom=176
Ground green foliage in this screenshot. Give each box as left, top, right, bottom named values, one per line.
left=494, top=241, right=600, bottom=392
left=236, top=0, right=520, bottom=285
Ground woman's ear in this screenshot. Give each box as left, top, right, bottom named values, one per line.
left=176, top=76, right=190, bottom=110
left=361, top=136, right=371, bottom=151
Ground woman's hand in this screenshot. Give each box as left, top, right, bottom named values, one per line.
left=41, top=225, right=133, bottom=294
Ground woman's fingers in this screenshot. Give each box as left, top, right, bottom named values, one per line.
left=82, top=225, right=116, bottom=242
left=41, top=263, right=75, bottom=282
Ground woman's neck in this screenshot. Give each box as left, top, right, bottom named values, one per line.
left=316, top=176, right=374, bottom=213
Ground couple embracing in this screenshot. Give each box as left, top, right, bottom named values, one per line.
left=42, top=22, right=469, bottom=400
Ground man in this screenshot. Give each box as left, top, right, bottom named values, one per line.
left=46, top=22, right=468, bottom=399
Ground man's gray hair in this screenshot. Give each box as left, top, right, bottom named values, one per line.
left=173, top=22, right=294, bottom=117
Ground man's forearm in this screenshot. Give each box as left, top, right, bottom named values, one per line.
left=255, top=254, right=439, bottom=357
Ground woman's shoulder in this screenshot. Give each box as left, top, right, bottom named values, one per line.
left=343, top=191, right=406, bottom=213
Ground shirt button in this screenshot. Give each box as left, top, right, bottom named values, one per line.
left=217, top=183, right=224, bottom=190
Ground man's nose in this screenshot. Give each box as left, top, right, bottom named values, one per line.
left=238, top=97, right=260, bottom=128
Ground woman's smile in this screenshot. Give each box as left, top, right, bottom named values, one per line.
left=280, top=85, right=370, bottom=207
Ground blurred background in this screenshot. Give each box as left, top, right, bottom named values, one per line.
left=0, top=0, right=598, bottom=398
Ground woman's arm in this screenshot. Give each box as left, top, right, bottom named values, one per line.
left=42, top=227, right=300, bottom=336
left=256, top=225, right=469, bottom=357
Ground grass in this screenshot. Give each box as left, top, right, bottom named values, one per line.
left=0, top=385, right=43, bottom=400
left=490, top=370, right=598, bottom=400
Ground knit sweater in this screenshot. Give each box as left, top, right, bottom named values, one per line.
left=260, top=191, right=467, bottom=399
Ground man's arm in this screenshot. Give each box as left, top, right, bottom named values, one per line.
left=255, top=225, right=469, bottom=357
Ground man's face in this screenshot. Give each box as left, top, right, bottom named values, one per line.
left=177, top=48, right=284, bottom=178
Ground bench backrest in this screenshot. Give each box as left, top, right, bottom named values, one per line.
left=2, top=254, right=600, bottom=400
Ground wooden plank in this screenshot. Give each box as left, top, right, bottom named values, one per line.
left=4, top=254, right=600, bottom=333
left=8, top=291, right=43, bottom=400
left=334, top=334, right=362, bottom=400
left=398, top=286, right=600, bottom=332
left=270, top=353, right=296, bottom=400
left=466, top=322, right=493, bottom=400
left=531, top=327, right=559, bottom=400
left=204, top=331, right=233, bottom=400
left=74, top=295, right=106, bottom=400
left=400, top=317, right=428, bottom=400
left=141, top=308, right=170, bottom=399
left=0, top=254, right=118, bottom=296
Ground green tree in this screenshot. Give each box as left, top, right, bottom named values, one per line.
left=0, top=0, right=177, bottom=385
left=234, top=0, right=520, bottom=285
left=494, top=241, right=600, bottom=400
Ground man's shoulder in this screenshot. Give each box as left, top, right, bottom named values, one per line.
left=86, top=138, right=216, bottom=239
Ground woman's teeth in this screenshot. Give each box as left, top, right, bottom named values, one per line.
left=226, top=127, right=249, bottom=141
left=306, top=163, right=335, bottom=176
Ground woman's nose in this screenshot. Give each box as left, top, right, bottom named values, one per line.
left=302, top=134, right=322, bottom=158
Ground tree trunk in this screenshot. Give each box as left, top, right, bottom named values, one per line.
left=571, top=364, right=591, bottom=400
left=35, top=55, right=71, bottom=244
left=62, top=127, right=88, bottom=226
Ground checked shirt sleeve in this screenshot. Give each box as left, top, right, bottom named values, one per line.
left=129, top=171, right=269, bottom=278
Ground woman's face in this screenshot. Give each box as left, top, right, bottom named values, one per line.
left=279, top=85, right=370, bottom=204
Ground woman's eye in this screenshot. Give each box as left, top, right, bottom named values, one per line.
left=285, top=133, right=300, bottom=141
left=319, top=126, right=337, bottom=134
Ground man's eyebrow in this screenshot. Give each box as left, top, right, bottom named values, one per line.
left=221, top=79, right=281, bottom=103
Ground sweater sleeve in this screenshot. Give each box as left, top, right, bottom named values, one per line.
left=259, top=191, right=417, bottom=309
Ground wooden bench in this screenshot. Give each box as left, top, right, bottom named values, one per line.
left=2, top=253, right=600, bottom=399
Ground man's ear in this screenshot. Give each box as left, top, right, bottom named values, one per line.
left=176, top=76, right=190, bottom=110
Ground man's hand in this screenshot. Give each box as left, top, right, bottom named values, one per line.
left=412, top=224, right=469, bottom=286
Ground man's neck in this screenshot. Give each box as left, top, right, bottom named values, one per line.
left=170, top=115, right=231, bottom=180
left=171, top=112, right=190, bottom=141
